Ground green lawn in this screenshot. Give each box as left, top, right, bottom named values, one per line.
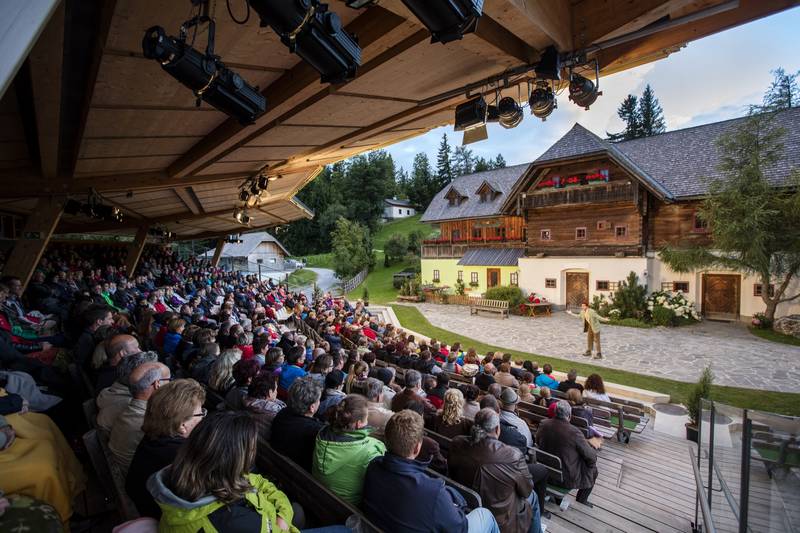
left=372, top=214, right=435, bottom=250
left=749, top=326, right=800, bottom=346
left=347, top=251, right=415, bottom=303
left=286, top=268, right=318, bottom=288
left=390, top=304, right=800, bottom=416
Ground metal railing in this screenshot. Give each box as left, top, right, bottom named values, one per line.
left=526, top=182, right=635, bottom=208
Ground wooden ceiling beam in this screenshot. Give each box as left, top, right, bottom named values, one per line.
left=28, top=2, right=64, bottom=179
left=506, top=0, right=573, bottom=51
left=167, top=5, right=407, bottom=179
left=172, top=224, right=278, bottom=242
left=474, top=14, right=541, bottom=63
left=173, top=187, right=203, bottom=215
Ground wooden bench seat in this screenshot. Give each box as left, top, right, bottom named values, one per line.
left=469, top=298, right=509, bottom=319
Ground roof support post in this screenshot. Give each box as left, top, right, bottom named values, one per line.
left=211, top=238, right=226, bottom=268
left=3, top=196, right=65, bottom=290
left=125, top=225, right=149, bottom=276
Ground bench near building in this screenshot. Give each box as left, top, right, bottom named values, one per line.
left=420, top=107, right=800, bottom=322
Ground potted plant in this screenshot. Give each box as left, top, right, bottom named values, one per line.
left=685, top=366, right=713, bottom=442
left=362, top=287, right=369, bottom=306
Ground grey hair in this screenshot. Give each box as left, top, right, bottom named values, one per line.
left=555, top=400, right=572, bottom=420
left=287, top=376, right=322, bottom=415
left=567, top=369, right=578, bottom=381
left=129, top=365, right=162, bottom=396
left=116, top=351, right=158, bottom=386
left=470, top=408, right=500, bottom=444
left=404, top=369, right=421, bottom=388
left=364, top=378, right=383, bottom=402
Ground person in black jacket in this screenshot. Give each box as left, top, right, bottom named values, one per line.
left=269, top=376, right=323, bottom=471
left=126, top=379, right=207, bottom=518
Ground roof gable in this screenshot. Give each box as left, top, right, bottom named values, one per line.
left=534, top=124, right=609, bottom=164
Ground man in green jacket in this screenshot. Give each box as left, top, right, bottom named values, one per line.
left=567, top=302, right=610, bottom=360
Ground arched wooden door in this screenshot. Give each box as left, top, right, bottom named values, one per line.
left=702, top=274, right=740, bottom=320
left=565, top=272, right=589, bottom=310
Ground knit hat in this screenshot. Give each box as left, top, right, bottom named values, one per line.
left=500, top=387, right=519, bottom=406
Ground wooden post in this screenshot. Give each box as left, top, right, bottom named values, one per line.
left=211, top=238, right=225, bottom=268
left=3, top=196, right=64, bottom=289
left=125, top=225, right=149, bottom=275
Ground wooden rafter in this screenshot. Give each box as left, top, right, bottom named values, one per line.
left=506, top=0, right=573, bottom=51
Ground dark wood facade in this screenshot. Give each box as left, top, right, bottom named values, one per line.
left=422, top=216, right=525, bottom=258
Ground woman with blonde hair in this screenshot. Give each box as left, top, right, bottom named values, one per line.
left=206, top=348, right=242, bottom=394
left=428, top=388, right=472, bottom=438
left=344, top=360, right=369, bottom=394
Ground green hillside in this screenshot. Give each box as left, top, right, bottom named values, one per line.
left=372, top=214, right=435, bottom=250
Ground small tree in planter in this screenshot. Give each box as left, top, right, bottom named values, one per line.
left=686, top=366, right=714, bottom=442
left=613, top=272, right=648, bottom=319
left=312, top=282, right=322, bottom=303
left=361, top=287, right=369, bottom=306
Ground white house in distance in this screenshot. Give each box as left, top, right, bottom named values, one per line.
left=205, top=232, right=290, bottom=272
left=384, top=198, right=416, bottom=220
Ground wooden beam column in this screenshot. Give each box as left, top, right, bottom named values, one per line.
left=125, top=225, right=149, bottom=275
left=210, top=238, right=226, bottom=268
left=3, top=196, right=64, bottom=289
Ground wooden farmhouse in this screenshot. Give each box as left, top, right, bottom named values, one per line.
left=421, top=107, right=800, bottom=321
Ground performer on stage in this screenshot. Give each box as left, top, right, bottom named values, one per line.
left=566, top=302, right=609, bottom=360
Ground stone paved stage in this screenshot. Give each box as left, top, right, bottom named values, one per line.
left=407, top=304, right=800, bottom=393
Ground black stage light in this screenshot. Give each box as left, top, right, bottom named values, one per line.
left=256, top=174, right=269, bottom=190
left=142, top=25, right=266, bottom=124
left=454, top=96, right=487, bottom=131
left=249, top=0, right=361, bottom=84
left=250, top=182, right=260, bottom=196
left=344, top=0, right=375, bottom=7
left=239, top=190, right=251, bottom=202
left=568, top=73, right=601, bottom=110
left=64, top=199, right=82, bottom=215
left=529, top=82, right=556, bottom=121
left=497, top=96, right=523, bottom=129
left=535, top=46, right=561, bottom=81
left=401, top=0, right=483, bottom=44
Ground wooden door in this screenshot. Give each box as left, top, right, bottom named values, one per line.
left=487, top=269, right=501, bottom=289
left=565, top=272, right=589, bottom=310
left=702, top=274, right=740, bottom=320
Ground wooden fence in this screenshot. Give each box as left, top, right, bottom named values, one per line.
left=341, top=268, right=368, bottom=294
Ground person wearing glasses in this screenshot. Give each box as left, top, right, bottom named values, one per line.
left=109, top=361, right=170, bottom=476
left=126, top=378, right=207, bottom=519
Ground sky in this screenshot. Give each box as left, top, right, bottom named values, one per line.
left=381, top=7, right=800, bottom=173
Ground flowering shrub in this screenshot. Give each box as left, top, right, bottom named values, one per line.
left=751, top=312, right=772, bottom=329
left=647, top=290, right=701, bottom=325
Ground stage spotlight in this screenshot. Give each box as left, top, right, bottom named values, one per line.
left=344, top=0, right=375, bottom=7
left=142, top=25, right=266, bottom=125
left=233, top=209, right=252, bottom=225
left=401, top=0, right=483, bottom=44
left=239, top=190, right=251, bottom=202
left=529, top=82, right=556, bottom=121
left=249, top=0, right=361, bottom=83
left=256, top=174, right=269, bottom=190
left=534, top=46, right=561, bottom=80
left=64, top=199, right=82, bottom=215
left=568, top=73, right=601, bottom=110
left=497, top=96, right=523, bottom=129
left=454, top=96, right=487, bottom=131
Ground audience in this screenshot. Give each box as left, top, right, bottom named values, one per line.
left=534, top=364, right=559, bottom=389
left=583, top=373, right=611, bottom=402
left=126, top=378, right=206, bottom=518
left=243, top=372, right=285, bottom=438
left=364, top=377, right=393, bottom=437
left=499, top=388, right=533, bottom=448
left=270, top=376, right=324, bottom=471
left=558, top=369, right=584, bottom=394
left=206, top=348, right=241, bottom=394
left=536, top=400, right=599, bottom=507
left=225, top=359, right=260, bottom=410
left=428, top=388, right=473, bottom=438
left=462, top=384, right=481, bottom=420
left=475, top=363, right=496, bottom=390
left=97, top=351, right=158, bottom=433
left=391, top=369, right=433, bottom=414
left=316, top=370, right=346, bottom=420
left=449, top=408, right=542, bottom=533
left=495, top=363, right=520, bottom=388
left=312, top=394, right=385, bottom=505
left=362, top=410, right=501, bottom=533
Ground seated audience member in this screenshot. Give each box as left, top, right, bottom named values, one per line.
left=243, top=372, right=286, bottom=434
left=487, top=383, right=503, bottom=400
left=126, top=379, right=206, bottom=518
left=0, top=400, right=86, bottom=523
left=495, top=363, right=520, bottom=388
left=429, top=388, right=472, bottom=439
left=426, top=372, right=449, bottom=410
left=313, top=394, right=385, bottom=505
left=519, top=372, right=538, bottom=402
left=475, top=363, right=497, bottom=391
left=522, top=361, right=540, bottom=379
left=95, top=333, right=140, bottom=391
left=97, top=351, right=158, bottom=434
left=479, top=395, right=527, bottom=455
left=316, top=371, right=346, bottom=421
left=362, top=410, right=501, bottom=533
left=365, top=377, right=393, bottom=437
left=344, top=361, right=369, bottom=394
left=188, top=341, right=219, bottom=384
left=374, top=367, right=397, bottom=410
left=162, top=318, right=185, bottom=357
left=462, top=384, right=481, bottom=420
left=534, top=364, right=559, bottom=389
left=109, top=362, right=170, bottom=475
left=278, top=346, right=307, bottom=393
left=391, top=369, right=433, bottom=414
left=206, top=348, right=241, bottom=394
left=307, top=354, right=333, bottom=388
left=147, top=411, right=299, bottom=532
left=536, top=400, right=599, bottom=507
left=558, top=369, right=584, bottom=394
left=449, top=408, right=542, bottom=533
left=262, top=346, right=284, bottom=376
left=404, top=399, right=448, bottom=474
left=583, top=373, right=611, bottom=402
left=499, top=388, right=533, bottom=448
left=251, top=335, right=269, bottom=366
left=566, top=388, right=604, bottom=440
left=442, top=352, right=461, bottom=374
left=75, top=305, right=114, bottom=369
left=225, top=359, right=260, bottom=410
left=537, top=386, right=556, bottom=408
left=270, top=376, right=324, bottom=471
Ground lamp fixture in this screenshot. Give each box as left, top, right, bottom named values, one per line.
left=67, top=193, right=124, bottom=222
left=568, top=62, right=602, bottom=110
left=142, top=1, right=266, bottom=124
left=233, top=208, right=252, bottom=225
left=529, top=81, right=556, bottom=121
left=497, top=96, right=523, bottom=129
left=401, top=0, right=483, bottom=44
left=249, top=0, right=361, bottom=83
left=344, top=0, right=376, bottom=7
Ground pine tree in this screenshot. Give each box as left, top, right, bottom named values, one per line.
left=763, top=68, right=799, bottom=111
left=436, top=133, right=453, bottom=187
left=607, top=95, right=641, bottom=141
left=638, top=84, right=665, bottom=136
left=473, top=157, right=490, bottom=172
left=408, top=153, right=435, bottom=208
left=395, top=167, right=409, bottom=197
left=492, top=154, right=507, bottom=168
left=451, top=145, right=474, bottom=176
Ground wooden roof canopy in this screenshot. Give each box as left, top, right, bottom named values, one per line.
left=1, top=0, right=797, bottom=242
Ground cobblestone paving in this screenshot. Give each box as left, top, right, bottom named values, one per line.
left=410, top=303, right=800, bottom=393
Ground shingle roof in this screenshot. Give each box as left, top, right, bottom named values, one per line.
left=385, top=198, right=414, bottom=207
left=420, top=163, right=531, bottom=223
left=534, top=123, right=608, bottom=163
left=202, top=231, right=290, bottom=258
left=457, top=248, right=526, bottom=266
